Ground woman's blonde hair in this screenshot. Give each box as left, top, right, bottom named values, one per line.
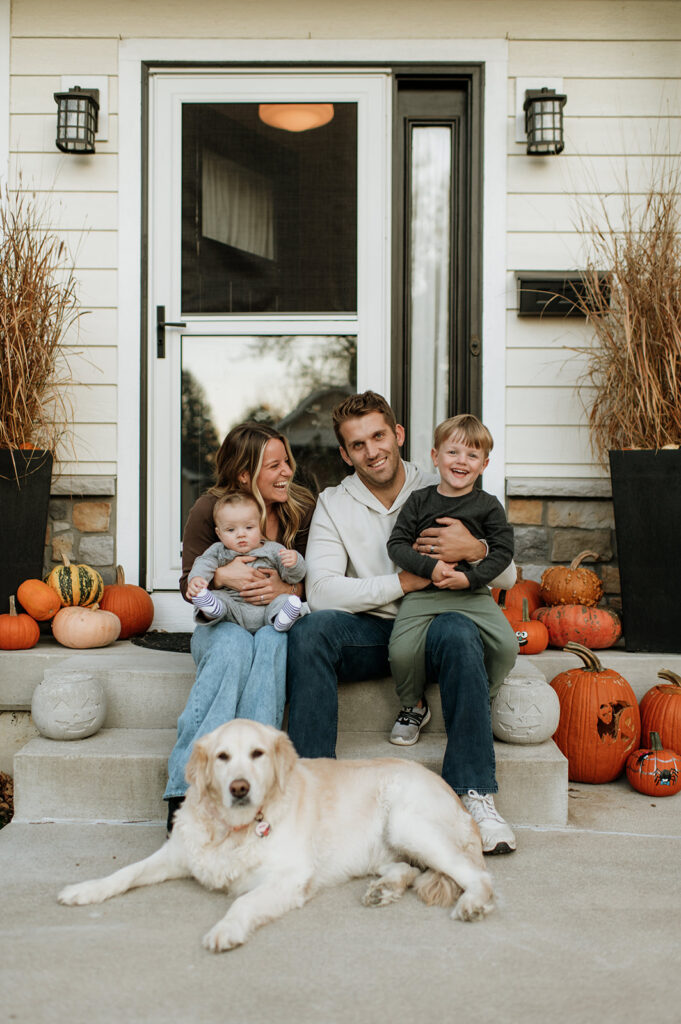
left=210, top=422, right=314, bottom=548
left=433, top=414, right=494, bottom=456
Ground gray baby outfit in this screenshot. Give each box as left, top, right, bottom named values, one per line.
left=188, top=541, right=307, bottom=633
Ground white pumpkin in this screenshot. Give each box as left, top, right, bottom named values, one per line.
left=491, top=662, right=560, bottom=745
left=52, top=603, right=121, bottom=649
left=31, top=671, right=107, bottom=740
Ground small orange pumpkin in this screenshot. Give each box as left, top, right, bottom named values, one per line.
left=550, top=642, right=641, bottom=783
left=492, top=567, right=544, bottom=617
left=51, top=604, right=121, bottom=649
left=540, top=551, right=603, bottom=607
left=0, top=595, right=41, bottom=650
left=17, top=578, right=62, bottom=621
left=510, top=598, right=549, bottom=655
left=99, top=566, right=154, bottom=639
left=639, top=670, right=681, bottom=756
left=626, top=732, right=681, bottom=796
left=531, top=604, right=621, bottom=649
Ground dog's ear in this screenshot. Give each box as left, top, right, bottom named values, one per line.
left=272, top=731, right=298, bottom=792
left=185, top=734, right=212, bottom=801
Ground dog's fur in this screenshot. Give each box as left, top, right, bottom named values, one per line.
left=58, top=719, right=495, bottom=951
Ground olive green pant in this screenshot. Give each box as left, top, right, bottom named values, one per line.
left=388, top=588, right=519, bottom=706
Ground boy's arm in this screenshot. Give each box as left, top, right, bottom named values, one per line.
left=459, top=498, right=515, bottom=590
left=386, top=498, right=438, bottom=579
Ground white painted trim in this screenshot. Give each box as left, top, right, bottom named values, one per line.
left=118, top=38, right=509, bottom=589
left=0, top=0, right=9, bottom=190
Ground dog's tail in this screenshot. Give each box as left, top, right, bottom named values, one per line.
left=413, top=870, right=462, bottom=908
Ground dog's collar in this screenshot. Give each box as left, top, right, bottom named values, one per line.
left=230, top=808, right=271, bottom=838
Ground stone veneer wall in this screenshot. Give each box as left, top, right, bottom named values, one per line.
left=506, top=478, right=621, bottom=614
left=43, top=476, right=117, bottom=585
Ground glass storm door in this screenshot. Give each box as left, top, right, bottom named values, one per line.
left=148, top=72, right=390, bottom=590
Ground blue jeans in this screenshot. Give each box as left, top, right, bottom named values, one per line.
left=286, top=610, right=497, bottom=795
left=164, top=621, right=287, bottom=800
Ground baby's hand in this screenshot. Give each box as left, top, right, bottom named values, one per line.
left=279, top=549, right=298, bottom=569
left=187, top=576, right=209, bottom=598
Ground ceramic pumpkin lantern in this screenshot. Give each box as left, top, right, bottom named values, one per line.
left=510, top=599, right=549, bottom=655
left=626, top=733, right=681, bottom=797
left=531, top=605, right=622, bottom=650
left=17, top=578, right=62, bottom=621
left=0, top=595, right=40, bottom=650
left=491, top=662, right=560, bottom=744
left=99, top=565, right=154, bottom=639
left=639, top=670, right=681, bottom=755
left=550, top=642, right=641, bottom=783
left=540, top=551, right=603, bottom=607
left=31, top=670, right=107, bottom=741
left=51, top=604, right=121, bottom=649
left=45, top=555, right=104, bottom=608
left=492, top=567, right=543, bottom=617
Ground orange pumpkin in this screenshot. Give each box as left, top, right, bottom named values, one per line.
left=492, top=567, right=543, bottom=617
left=531, top=604, right=621, bottom=649
left=550, top=642, right=641, bottom=783
left=626, top=732, right=681, bottom=796
left=639, top=670, right=681, bottom=756
left=510, top=598, right=548, bottom=655
left=51, top=604, right=121, bottom=649
left=99, top=566, right=154, bottom=639
left=0, top=595, right=40, bottom=650
left=17, top=578, right=62, bottom=621
left=540, top=551, right=603, bottom=607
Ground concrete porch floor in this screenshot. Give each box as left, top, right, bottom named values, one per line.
left=2, top=777, right=680, bottom=1024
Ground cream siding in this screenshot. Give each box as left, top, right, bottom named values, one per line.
left=6, top=1, right=681, bottom=496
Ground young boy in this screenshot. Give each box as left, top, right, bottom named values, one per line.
left=386, top=414, right=519, bottom=745
left=187, top=492, right=306, bottom=633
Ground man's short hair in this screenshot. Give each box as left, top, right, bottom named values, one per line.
left=332, top=391, right=397, bottom=448
left=433, top=414, right=494, bottom=457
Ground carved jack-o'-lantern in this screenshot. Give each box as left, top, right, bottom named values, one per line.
left=491, top=663, right=561, bottom=745
left=31, top=671, right=107, bottom=741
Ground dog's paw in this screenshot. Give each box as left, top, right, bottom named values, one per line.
left=58, top=881, right=104, bottom=906
left=451, top=890, right=495, bottom=922
left=202, top=919, right=247, bottom=953
left=362, top=880, right=402, bottom=908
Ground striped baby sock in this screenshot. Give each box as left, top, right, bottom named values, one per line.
left=191, top=588, right=223, bottom=619
left=273, top=595, right=302, bottom=632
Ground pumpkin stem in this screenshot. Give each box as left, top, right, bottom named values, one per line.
left=516, top=567, right=524, bottom=581
left=649, top=732, right=663, bottom=751
left=657, top=669, right=681, bottom=689
left=9, top=595, right=17, bottom=616
left=115, top=565, right=125, bottom=586
left=562, top=641, right=604, bottom=672
left=61, top=554, right=72, bottom=567
left=569, top=550, right=600, bottom=570
left=521, top=597, right=530, bottom=623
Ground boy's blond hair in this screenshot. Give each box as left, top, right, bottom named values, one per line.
left=433, top=414, right=494, bottom=457
left=212, top=491, right=259, bottom=524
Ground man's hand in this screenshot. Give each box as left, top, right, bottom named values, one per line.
left=398, top=570, right=431, bottom=595
left=414, top=517, right=486, bottom=563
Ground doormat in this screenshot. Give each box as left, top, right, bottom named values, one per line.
left=131, top=632, right=192, bottom=654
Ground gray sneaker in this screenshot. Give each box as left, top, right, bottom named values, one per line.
left=461, top=790, right=516, bottom=855
left=389, top=701, right=431, bottom=746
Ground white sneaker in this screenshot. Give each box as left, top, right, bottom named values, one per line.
left=461, top=790, right=516, bottom=855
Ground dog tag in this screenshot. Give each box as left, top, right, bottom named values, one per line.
left=255, top=820, right=271, bottom=838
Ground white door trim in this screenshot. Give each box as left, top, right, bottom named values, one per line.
left=117, top=39, right=508, bottom=592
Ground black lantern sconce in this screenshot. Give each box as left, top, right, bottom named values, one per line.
left=54, top=86, right=100, bottom=154
left=523, top=87, right=567, bottom=155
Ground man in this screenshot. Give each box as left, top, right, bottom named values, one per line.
left=286, top=392, right=518, bottom=854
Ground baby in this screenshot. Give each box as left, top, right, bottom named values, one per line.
left=187, top=491, right=307, bottom=633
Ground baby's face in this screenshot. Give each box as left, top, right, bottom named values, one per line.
left=215, top=503, right=262, bottom=553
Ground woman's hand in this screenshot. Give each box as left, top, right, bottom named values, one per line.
left=239, top=568, right=289, bottom=606
left=413, top=517, right=486, bottom=563
left=213, top=557, right=264, bottom=592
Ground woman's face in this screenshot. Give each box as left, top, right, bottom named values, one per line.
left=252, top=438, right=294, bottom=506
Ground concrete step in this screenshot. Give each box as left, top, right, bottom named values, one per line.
left=13, top=725, right=567, bottom=827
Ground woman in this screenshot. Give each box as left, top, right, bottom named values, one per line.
left=164, top=422, right=316, bottom=830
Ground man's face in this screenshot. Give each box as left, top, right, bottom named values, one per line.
left=337, top=411, right=405, bottom=492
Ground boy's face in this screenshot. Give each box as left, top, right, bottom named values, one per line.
left=215, top=503, right=262, bottom=553
left=432, top=431, right=489, bottom=497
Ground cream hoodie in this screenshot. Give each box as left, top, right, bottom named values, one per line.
left=306, top=461, right=516, bottom=618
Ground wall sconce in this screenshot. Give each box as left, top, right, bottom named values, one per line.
left=523, top=88, right=567, bottom=155
left=258, top=103, right=334, bottom=132
left=54, top=86, right=99, bottom=153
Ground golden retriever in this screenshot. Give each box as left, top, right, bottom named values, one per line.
left=58, top=719, right=495, bottom=951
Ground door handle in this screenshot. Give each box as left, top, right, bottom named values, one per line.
left=156, top=305, right=187, bottom=358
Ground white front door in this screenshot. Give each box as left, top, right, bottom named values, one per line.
left=148, top=71, right=391, bottom=590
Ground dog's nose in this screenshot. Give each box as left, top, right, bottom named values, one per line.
left=229, top=778, right=250, bottom=800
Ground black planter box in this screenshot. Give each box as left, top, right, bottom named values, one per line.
left=0, top=449, right=53, bottom=615
left=609, top=449, right=681, bottom=653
